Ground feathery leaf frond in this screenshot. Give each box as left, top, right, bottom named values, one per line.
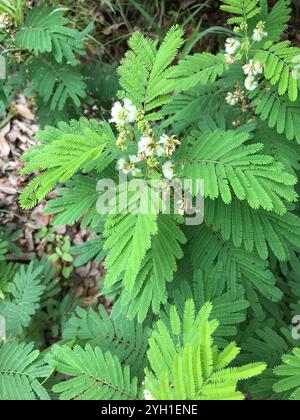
left=0, top=341, right=50, bottom=400
left=106, top=215, right=186, bottom=322
left=63, top=305, right=150, bottom=379
left=0, top=262, right=45, bottom=337
left=220, top=0, right=261, bottom=24
left=250, top=82, right=300, bottom=143
left=274, top=348, right=300, bottom=400
left=118, top=26, right=184, bottom=119
left=28, top=58, right=86, bottom=111
left=15, top=6, right=89, bottom=65
left=187, top=224, right=283, bottom=310
left=145, top=300, right=266, bottom=400
left=45, top=176, right=103, bottom=229
left=19, top=118, right=115, bottom=209
left=205, top=199, right=300, bottom=261
left=168, top=53, right=227, bottom=92
left=47, top=344, right=140, bottom=400
left=254, top=42, right=300, bottom=102
left=179, top=129, right=297, bottom=214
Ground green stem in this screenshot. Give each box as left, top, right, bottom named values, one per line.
left=116, top=0, right=133, bottom=34
left=0, top=112, right=16, bottom=129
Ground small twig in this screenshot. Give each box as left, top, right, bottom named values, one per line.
left=5, top=253, right=32, bottom=262
left=116, top=0, right=133, bottom=33
left=0, top=112, right=16, bottom=129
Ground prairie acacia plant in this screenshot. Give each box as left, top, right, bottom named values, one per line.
left=0, top=0, right=300, bottom=401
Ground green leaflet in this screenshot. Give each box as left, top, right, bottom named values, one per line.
left=0, top=342, right=50, bottom=400
left=19, top=118, right=115, bottom=209
left=167, top=53, right=227, bottom=92
left=105, top=215, right=186, bottom=322
left=179, top=129, right=297, bottom=214
left=205, top=198, right=300, bottom=261
left=0, top=262, right=45, bottom=337
left=254, top=41, right=300, bottom=102
left=220, top=0, right=261, bottom=24
left=145, top=300, right=266, bottom=400
left=118, top=25, right=184, bottom=119
left=15, top=6, right=89, bottom=65
left=47, top=344, right=140, bottom=400
left=62, top=304, right=150, bottom=379
left=250, top=82, right=300, bottom=143
left=274, top=349, right=300, bottom=400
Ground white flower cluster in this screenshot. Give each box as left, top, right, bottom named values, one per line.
left=225, top=38, right=241, bottom=55
left=111, top=99, right=180, bottom=180
left=252, top=21, right=268, bottom=42
left=159, top=134, right=181, bottom=157
left=243, top=59, right=264, bottom=91
left=138, top=136, right=164, bottom=158
left=0, top=13, right=9, bottom=29
left=224, top=38, right=241, bottom=64
left=110, top=99, right=139, bottom=151
left=110, top=99, right=137, bottom=126
left=117, top=134, right=180, bottom=179
left=162, top=160, right=175, bottom=180
left=226, top=92, right=239, bottom=106
left=117, top=155, right=141, bottom=177
left=225, top=83, right=245, bottom=107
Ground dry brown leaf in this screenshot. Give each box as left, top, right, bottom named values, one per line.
left=0, top=181, right=18, bottom=195
left=0, top=135, right=10, bottom=157
left=15, top=104, right=35, bottom=121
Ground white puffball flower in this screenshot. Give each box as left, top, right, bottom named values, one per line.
left=162, top=161, right=175, bottom=180
left=117, top=156, right=141, bottom=176
left=226, top=92, right=239, bottom=106
left=252, top=28, right=268, bottom=42
left=225, top=38, right=241, bottom=55
left=225, top=54, right=236, bottom=65
left=159, top=134, right=181, bottom=157
left=138, top=136, right=153, bottom=156
left=245, top=76, right=259, bottom=91
left=0, top=13, right=9, bottom=28
left=110, top=99, right=137, bottom=126
left=243, top=60, right=264, bottom=77
left=138, top=136, right=164, bottom=157
left=128, top=155, right=141, bottom=177
left=123, top=99, right=138, bottom=123
left=117, top=158, right=130, bottom=175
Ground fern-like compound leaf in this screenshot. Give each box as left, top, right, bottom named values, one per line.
left=188, top=224, right=283, bottom=310
left=254, top=41, right=300, bottom=102
left=273, top=348, right=300, bottom=400
left=28, top=57, right=86, bottom=111
left=47, top=344, right=140, bottom=400
left=0, top=341, right=50, bottom=400
left=106, top=215, right=186, bottom=322
left=168, top=53, right=227, bottom=92
left=0, top=262, right=45, bottom=337
left=104, top=211, right=158, bottom=291
left=63, top=304, right=150, bottom=379
left=250, top=82, right=300, bottom=143
left=19, top=118, right=115, bottom=209
left=220, top=0, right=261, bottom=24
left=0, top=239, right=8, bottom=262
left=205, top=198, right=300, bottom=261
left=179, top=129, right=297, bottom=214
left=145, top=300, right=266, bottom=400
left=15, top=6, right=90, bottom=65
left=118, top=25, right=184, bottom=119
